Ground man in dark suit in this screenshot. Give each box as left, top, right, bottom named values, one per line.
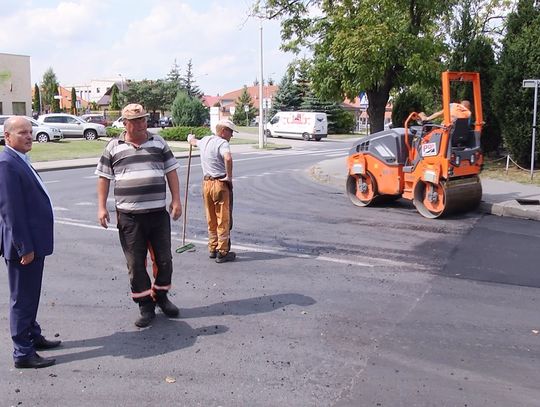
left=0, top=116, right=60, bottom=369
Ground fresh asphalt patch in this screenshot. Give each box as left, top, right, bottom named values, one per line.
left=438, top=215, right=540, bottom=288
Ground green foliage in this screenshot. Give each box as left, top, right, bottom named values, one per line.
left=330, top=109, right=355, bottom=134
left=106, top=127, right=124, bottom=138
left=391, top=87, right=432, bottom=128
left=33, top=83, right=41, bottom=114
left=110, top=84, right=120, bottom=110
left=492, top=0, right=540, bottom=164
left=270, top=69, right=302, bottom=116
left=171, top=91, right=209, bottom=126
left=70, top=87, right=77, bottom=114
left=232, top=86, right=257, bottom=125
left=185, top=59, right=204, bottom=98
left=160, top=126, right=212, bottom=141
left=260, top=0, right=453, bottom=132
left=41, top=67, right=60, bottom=113
left=120, top=79, right=171, bottom=113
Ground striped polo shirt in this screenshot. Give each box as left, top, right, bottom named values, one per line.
left=95, top=132, right=179, bottom=213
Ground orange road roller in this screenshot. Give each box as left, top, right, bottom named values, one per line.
left=346, top=71, right=484, bottom=218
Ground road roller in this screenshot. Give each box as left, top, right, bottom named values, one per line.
left=346, top=71, right=484, bottom=219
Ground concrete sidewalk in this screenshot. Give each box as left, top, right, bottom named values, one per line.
left=310, top=156, right=540, bottom=221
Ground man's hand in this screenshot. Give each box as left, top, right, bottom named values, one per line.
left=169, top=200, right=182, bottom=221
left=187, top=134, right=196, bottom=143
left=98, top=208, right=110, bottom=229
left=20, top=251, right=35, bottom=265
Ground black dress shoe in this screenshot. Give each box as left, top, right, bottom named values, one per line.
left=34, top=337, right=62, bottom=350
left=209, top=250, right=217, bottom=259
left=14, top=353, right=56, bottom=369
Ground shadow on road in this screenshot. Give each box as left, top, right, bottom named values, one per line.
left=54, top=320, right=227, bottom=364
left=52, top=293, right=315, bottom=364
left=181, top=293, right=316, bottom=319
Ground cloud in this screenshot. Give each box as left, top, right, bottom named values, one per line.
left=0, top=0, right=292, bottom=95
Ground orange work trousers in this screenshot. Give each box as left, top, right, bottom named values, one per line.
left=203, top=179, right=231, bottom=254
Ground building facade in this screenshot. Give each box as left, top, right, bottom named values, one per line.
left=0, top=52, right=32, bottom=116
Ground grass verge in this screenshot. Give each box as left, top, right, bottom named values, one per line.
left=482, top=158, right=540, bottom=186
left=0, top=139, right=188, bottom=162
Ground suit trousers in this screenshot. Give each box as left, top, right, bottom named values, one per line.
left=6, top=257, right=44, bottom=360
left=203, top=179, right=231, bottom=254
left=117, top=210, right=173, bottom=303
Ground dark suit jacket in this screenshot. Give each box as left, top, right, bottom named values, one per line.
left=0, top=147, right=54, bottom=260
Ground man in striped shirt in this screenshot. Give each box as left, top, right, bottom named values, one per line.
left=96, top=104, right=182, bottom=328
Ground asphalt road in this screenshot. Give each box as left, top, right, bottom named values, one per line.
left=1, top=138, right=539, bottom=406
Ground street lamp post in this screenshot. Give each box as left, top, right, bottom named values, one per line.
left=523, top=79, right=539, bottom=180
left=258, top=18, right=265, bottom=149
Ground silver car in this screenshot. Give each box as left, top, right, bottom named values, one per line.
left=38, top=113, right=106, bottom=140
left=0, top=115, right=64, bottom=143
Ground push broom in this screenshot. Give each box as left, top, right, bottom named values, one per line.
left=176, top=143, right=196, bottom=253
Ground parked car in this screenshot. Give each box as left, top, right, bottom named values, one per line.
left=159, top=116, right=173, bottom=128
left=81, top=113, right=107, bottom=126
left=0, top=115, right=64, bottom=143
left=38, top=113, right=106, bottom=140
left=111, top=117, right=125, bottom=129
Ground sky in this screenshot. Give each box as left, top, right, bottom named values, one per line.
left=0, top=0, right=294, bottom=96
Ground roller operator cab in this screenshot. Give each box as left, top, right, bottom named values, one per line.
left=346, top=71, right=484, bottom=219
left=265, top=111, right=328, bottom=141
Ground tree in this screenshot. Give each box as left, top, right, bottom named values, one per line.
left=256, top=0, right=453, bottom=133
left=70, top=87, right=77, bottom=114
left=171, top=91, right=209, bottom=126
left=492, top=0, right=540, bottom=164
left=110, top=84, right=120, bottom=110
left=270, top=69, right=302, bottom=116
left=41, top=67, right=60, bottom=113
left=447, top=0, right=503, bottom=154
left=185, top=59, right=204, bottom=98
left=232, top=86, right=257, bottom=125
left=121, top=79, right=170, bottom=114
left=33, top=83, right=41, bottom=115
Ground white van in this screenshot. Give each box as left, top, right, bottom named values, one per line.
left=265, top=111, right=328, bottom=141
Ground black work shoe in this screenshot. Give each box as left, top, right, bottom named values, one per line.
left=34, top=337, right=62, bottom=350
left=135, top=302, right=156, bottom=328
left=156, top=296, right=180, bottom=318
left=14, top=353, right=56, bottom=369
left=215, top=251, right=236, bottom=263
left=209, top=250, right=217, bottom=259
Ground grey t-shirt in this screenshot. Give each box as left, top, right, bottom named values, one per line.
left=196, top=135, right=231, bottom=178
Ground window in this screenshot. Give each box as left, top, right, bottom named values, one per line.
left=0, top=117, right=7, bottom=125
left=12, top=102, right=26, bottom=115
left=44, top=116, right=67, bottom=123
left=96, top=87, right=100, bottom=93
left=67, top=117, right=80, bottom=124
left=0, top=102, right=3, bottom=114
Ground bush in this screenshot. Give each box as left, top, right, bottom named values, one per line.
left=105, top=127, right=123, bottom=138
left=171, top=91, right=209, bottom=126
left=329, top=110, right=355, bottom=134
left=160, top=126, right=212, bottom=141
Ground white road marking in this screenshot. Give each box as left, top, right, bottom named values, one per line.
left=44, top=180, right=60, bottom=184
left=75, top=202, right=96, bottom=206
left=54, top=217, right=418, bottom=269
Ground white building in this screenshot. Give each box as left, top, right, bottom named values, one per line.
left=0, top=52, right=31, bottom=116
left=65, top=79, right=119, bottom=104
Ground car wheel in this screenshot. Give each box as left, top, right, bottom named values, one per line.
left=264, top=129, right=272, bottom=138
left=84, top=129, right=97, bottom=140
left=302, top=132, right=310, bottom=141
left=36, top=133, right=50, bottom=143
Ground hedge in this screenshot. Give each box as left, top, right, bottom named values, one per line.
left=105, top=127, right=124, bottom=138
left=160, top=126, right=212, bottom=141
